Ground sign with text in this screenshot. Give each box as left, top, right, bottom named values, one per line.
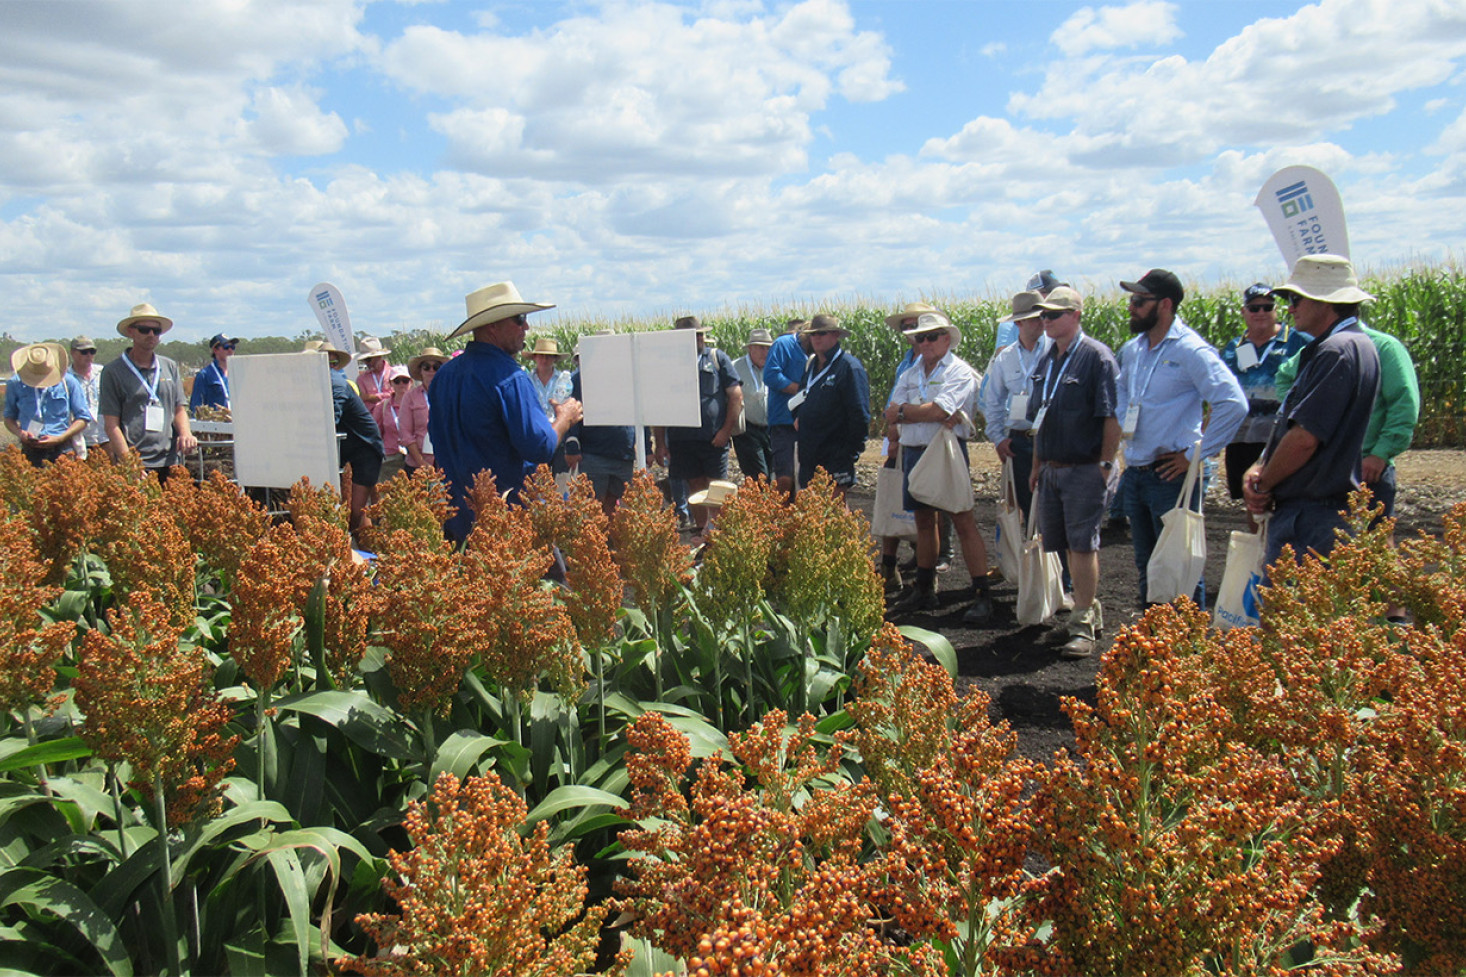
left=1254, top=166, right=1350, bottom=268
left=232, top=352, right=339, bottom=491
left=309, top=282, right=354, bottom=357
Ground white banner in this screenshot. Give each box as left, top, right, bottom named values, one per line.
left=309, top=282, right=354, bottom=355
left=1253, top=166, right=1349, bottom=267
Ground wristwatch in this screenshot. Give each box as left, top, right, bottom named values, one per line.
left=897, top=405, right=906, bottom=422
left=1099, top=460, right=1114, bottom=472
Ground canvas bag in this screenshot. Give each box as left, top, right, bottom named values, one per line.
left=1213, top=514, right=1269, bottom=630
left=871, top=448, right=918, bottom=539
left=1145, top=441, right=1208, bottom=604
left=1017, top=493, right=1067, bottom=625
left=995, top=458, right=1024, bottom=583
left=906, top=415, right=975, bottom=513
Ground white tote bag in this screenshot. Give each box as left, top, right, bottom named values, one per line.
left=906, top=420, right=974, bottom=513
left=871, top=449, right=918, bottom=539
left=1145, top=440, right=1208, bottom=604
left=1213, top=514, right=1269, bottom=629
left=1017, top=493, right=1067, bottom=625
left=995, top=458, right=1024, bottom=583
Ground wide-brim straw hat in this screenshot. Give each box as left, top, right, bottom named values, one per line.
left=357, top=335, right=392, bottom=361
left=902, top=311, right=962, bottom=346
left=449, top=282, right=555, bottom=340
left=1273, top=254, right=1375, bottom=304
left=116, top=303, right=173, bottom=337
left=306, top=340, right=353, bottom=370
left=884, top=301, right=939, bottom=328
left=529, top=336, right=561, bottom=357
left=11, top=342, right=68, bottom=388
left=688, top=479, right=738, bottom=507
left=802, top=314, right=850, bottom=337
left=408, top=346, right=449, bottom=380
left=998, top=290, right=1044, bottom=323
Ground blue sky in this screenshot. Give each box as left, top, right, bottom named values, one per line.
left=1, top=0, right=1464, bottom=344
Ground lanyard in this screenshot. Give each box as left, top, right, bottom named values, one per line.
left=1014, top=341, right=1040, bottom=393
left=209, top=361, right=231, bottom=407
left=1039, top=334, right=1082, bottom=408
left=28, top=384, right=51, bottom=423
left=122, top=354, right=162, bottom=404
left=805, top=348, right=843, bottom=389
left=1126, top=335, right=1171, bottom=405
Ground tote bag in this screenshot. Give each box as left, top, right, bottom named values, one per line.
left=1017, top=493, right=1067, bottom=625
left=871, top=448, right=918, bottom=539
left=995, top=458, right=1024, bottom=583
left=1213, top=514, right=1269, bottom=629
left=1145, top=441, right=1208, bottom=604
left=906, top=417, right=974, bottom=513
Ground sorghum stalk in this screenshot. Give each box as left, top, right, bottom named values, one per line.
left=152, top=772, right=184, bottom=975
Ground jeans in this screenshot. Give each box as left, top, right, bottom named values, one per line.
left=1265, top=497, right=1349, bottom=573
left=1122, top=465, right=1206, bottom=607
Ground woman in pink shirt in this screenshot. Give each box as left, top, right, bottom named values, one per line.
left=372, top=365, right=429, bottom=480
left=407, top=347, right=447, bottom=470
left=356, top=336, right=393, bottom=408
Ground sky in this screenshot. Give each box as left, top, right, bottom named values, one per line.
left=2, top=0, right=1464, bottom=344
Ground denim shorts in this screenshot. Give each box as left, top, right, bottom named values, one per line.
left=1037, top=463, right=1107, bottom=553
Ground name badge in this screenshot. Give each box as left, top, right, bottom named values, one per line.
left=1122, top=402, right=1140, bottom=438
left=145, top=403, right=165, bottom=433
left=422, top=431, right=434, bottom=455
left=787, top=390, right=807, bottom=412
left=26, top=419, right=43, bottom=437
left=1008, top=391, right=1030, bottom=422
left=1236, top=344, right=1259, bottom=371
left=1032, top=406, right=1047, bottom=432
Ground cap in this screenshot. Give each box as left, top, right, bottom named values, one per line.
left=70, top=336, right=97, bottom=352
left=1026, top=270, right=1068, bottom=294
left=1242, top=283, right=1274, bottom=303
left=210, top=333, right=238, bottom=347
left=1120, top=269, right=1184, bottom=306
left=1034, top=286, right=1084, bottom=312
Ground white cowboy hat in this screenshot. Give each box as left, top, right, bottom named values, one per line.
left=11, top=343, right=68, bottom=388
left=902, top=311, right=962, bottom=346
left=884, top=301, right=939, bottom=328
left=449, top=282, right=555, bottom=340
left=357, top=335, right=392, bottom=360
left=408, top=346, right=449, bottom=381
left=688, top=479, right=738, bottom=507
left=997, top=291, right=1044, bottom=323
left=528, top=336, right=561, bottom=357
left=116, top=302, right=173, bottom=337
left=1273, top=254, right=1375, bottom=304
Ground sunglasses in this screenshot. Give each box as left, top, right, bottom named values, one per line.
left=420, top=362, right=439, bottom=371
left=75, top=349, right=97, bottom=355
left=807, top=330, right=838, bottom=337
left=1039, top=310, right=1069, bottom=321
left=913, top=332, right=945, bottom=344
left=1286, top=293, right=1304, bottom=307
left=392, top=377, right=412, bottom=385
left=1127, top=295, right=1158, bottom=308
left=215, top=342, right=236, bottom=350
left=134, top=325, right=163, bottom=336
left=1245, top=304, right=1275, bottom=314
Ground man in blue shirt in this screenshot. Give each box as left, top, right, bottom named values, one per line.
left=190, top=333, right=238, bottom=412
left=1244, top=255, right=1382, bottom=571
left=1115, top=269, right=1247, bottom=606
left=5, top=342, right=93, bottom=466
left=430, top=282, right=583, bottom=544
left=795, top=315, right=870, bottom=496
left=761, top=318, right=808, bottom=496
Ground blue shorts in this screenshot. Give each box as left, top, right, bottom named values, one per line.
left=1038, top=463, right=1107, bottom=554
left=769, top=424, right=797, bottom=480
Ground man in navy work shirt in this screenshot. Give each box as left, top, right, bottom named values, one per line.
left=190, top=333, right=239, bottom=412
left=794, top=315, right=870, bottom=497
left=1243, top=255, right=1381, bottom=572
left=1115, top=269, right=1246, bottom=607
left=1027, top=287, right=1121, bottom=659
left=430, top=282, right=584, bottom=544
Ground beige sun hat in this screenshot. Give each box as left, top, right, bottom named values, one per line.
left=305, top=340, right=353, bottom=370
left=902, top=311, right=962, bottom=346
left=1273, top=254, right=1375, bottom=304
left=998, top=291, right=1044, bottom=323
left=116, top=303, right=173, bottom=337
left=528, top=336, right=561, bottom=357
left=357, top=336, right=392, bottom=361
left=408, top=346, right=449, bottom=380
left=449, top=282, right=555, bottom=340
left=746, top=328, right=775, bottom=346
left=688, top=479, right=738, bottom=507
left=1034, top=286, right=1084, bottom=313
left=884, top=301, right=940, bottom=329
left=11, top=343, right=68, bottom=388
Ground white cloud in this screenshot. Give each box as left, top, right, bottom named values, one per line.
left=1052, top=1, right=1182, bottom=57
left=1427, top=105, right=1466, bottom=153
left=241, top=87, right=349, bottom=156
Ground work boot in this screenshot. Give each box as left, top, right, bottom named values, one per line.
left=1061, top=600, right=1103, bottom=659
left=962, top=588, right=994, bottom=626
left=879, top=561, right=904, bottom=593
left=892, top=578, right=939, bottom=615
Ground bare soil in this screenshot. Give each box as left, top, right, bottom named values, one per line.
left=846, top=442, right=1466, bottom=766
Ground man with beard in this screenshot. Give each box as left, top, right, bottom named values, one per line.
left=1115, top=269, right=1246, bottom=607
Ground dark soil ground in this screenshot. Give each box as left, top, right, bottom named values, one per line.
left=838, top=444, right=1466, bottom=767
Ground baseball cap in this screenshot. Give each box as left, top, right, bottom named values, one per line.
left=1242, top=283, right=1274, bottom=303
left=70, top=336, right=97, bottom=352
left=1120, top=269, right=1184, bottom=306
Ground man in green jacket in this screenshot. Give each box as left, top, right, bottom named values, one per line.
left=1276, top=322, right=1421, bottom=523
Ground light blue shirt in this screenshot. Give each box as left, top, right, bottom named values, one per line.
left=981, top=333, right=1051, bottom=443
left=1115, top=317, right=1247, bottom=465
left=4, top=374, right=93, bottom=438
left=525, top=367, right=572, bottom=421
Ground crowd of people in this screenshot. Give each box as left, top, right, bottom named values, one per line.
left=5, top=253, right=1420, bottom=653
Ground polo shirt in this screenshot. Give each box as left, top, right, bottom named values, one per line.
left=98, top=351, right=186, bottom=468
left=667, top=346, right=740, bottom=444
left=1263, top=317, right=1380, bottom=503
left=1220, top=325, right=1310, bottom=443
left=1115, top=318, right=1247, bottom=465
left=1028, top=333, right=1119, bottom=465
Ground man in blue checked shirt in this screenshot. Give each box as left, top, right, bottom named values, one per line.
left=5, top=342, right=93, bottom=466
left=1115, top=269, right=1247, bottom=608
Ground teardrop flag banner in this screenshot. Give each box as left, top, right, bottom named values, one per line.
left=309, top=282, right=354, bottom=357
left=1253, top=165, right=1349, bottom=267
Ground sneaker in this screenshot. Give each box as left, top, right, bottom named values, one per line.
left=892, top=584, right=939, bottom=614
left=935, top=558, right=951, bottom=573
left=962, top=592, right=994, bottom=626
